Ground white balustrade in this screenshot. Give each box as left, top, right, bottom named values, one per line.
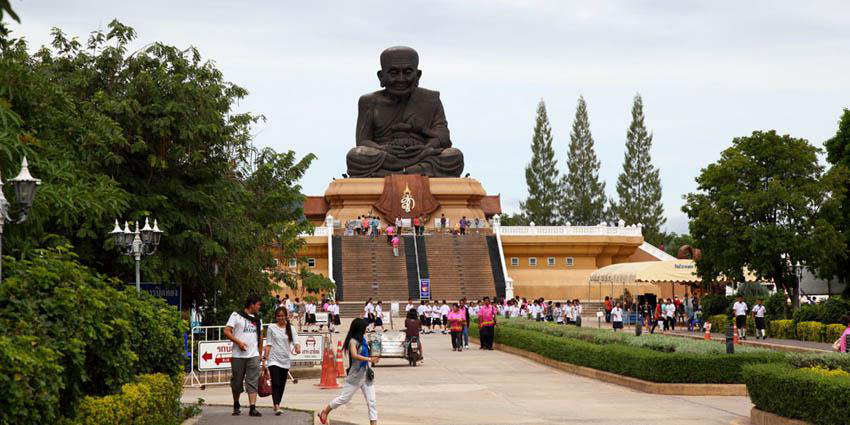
left=498, top=225, right=642, bottom=237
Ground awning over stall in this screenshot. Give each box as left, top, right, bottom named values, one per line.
left=588, top=259, right=757, bottom=284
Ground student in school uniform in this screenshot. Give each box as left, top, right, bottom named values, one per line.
left=440, top=301, right=450, bottom=335
left=363, top=299, right=376, bottom=332
left=305, top=299, right=317, bottom=331
left=611, top=303, right=624, bottom=331
left=752, top=298, right=767, bottom=340
left=431, top=303, right=443, bottom=334
left=554, top=302, right=564, bottom=325
left=405, top=298, right=415, bottom=314
left=374, top=301, right=385, bottom=332
left=732, top=295, right=749, bottom=340
left=330, top=300, right=341, bottom=333
left=418, top=301, right=432, bottom=334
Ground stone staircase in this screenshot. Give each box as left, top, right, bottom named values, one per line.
left=424, top=233, right=497, bottom=301
left=339, top=236, right=409, bottom=302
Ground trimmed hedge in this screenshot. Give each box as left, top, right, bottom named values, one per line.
left=797, top=321, right=825, bottom=342
left=743, top=363, right=850, bottom=425
left=74, top=373, right=182, bottom=425
left=473, top=320, right=785, bottom=383
left=825, top=324, right=846, bottom=344
left=769, top=319, right=796, bottom=339
left=788, top=352, right=850, bottom=373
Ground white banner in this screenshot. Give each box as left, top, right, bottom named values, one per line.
left=315, top=312, right=329, bottom=323
left=292, top=334, right=324, bottom=362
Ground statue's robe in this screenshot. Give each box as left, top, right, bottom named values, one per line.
left=346, top=87, right=464, bottom=177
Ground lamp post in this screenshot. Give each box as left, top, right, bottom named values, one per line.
left=0, top=157, right=42, bottom=284
left=109, top=217, right=163, bottom=292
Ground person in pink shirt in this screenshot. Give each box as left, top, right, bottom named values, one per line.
left=477, top=296, right=497, bottom=350
left=839, top=315, right=850, bottom=353
left=447, top=303, right=467, bottom=352
left=391, top=236, right=400, bottom=256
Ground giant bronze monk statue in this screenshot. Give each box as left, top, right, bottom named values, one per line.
left=346, top=46, right=464, bottom=177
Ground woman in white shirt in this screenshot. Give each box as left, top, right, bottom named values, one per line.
left=264, top=306, right=301, bottom=415
left=374, top=301, right=385, bottom=332
left=611, top=303, right=624, bottom=331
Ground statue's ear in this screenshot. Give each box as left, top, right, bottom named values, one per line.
left=416, top=70, right=422, bottom=80
left=377, top=70, right=384, bottom=87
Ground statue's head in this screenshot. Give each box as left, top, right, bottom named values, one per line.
left=378, top=46, right=422, bottom=96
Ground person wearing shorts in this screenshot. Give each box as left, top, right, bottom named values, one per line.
left=732, top=296, right=748, bottom=340
left=752, top=298, right=767, bottom=339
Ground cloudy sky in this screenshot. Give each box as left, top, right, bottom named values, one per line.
left=8, top=1, right=850, bottom=233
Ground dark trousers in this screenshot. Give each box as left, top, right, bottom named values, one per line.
left=268, top=365, right=289, bottom=406
left=450, top=331, right=463, bottom=349
left=605, top=310, right=611, bottom=323
left=650, top=319, right=659, bottom=334
left=479, top=325, right=495, bottom=349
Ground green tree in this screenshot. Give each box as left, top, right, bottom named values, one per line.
left=824, top=108, right=850, bottom=295
left=498, top=212, right=528, bottom=226
left=612, top=93, right=665, bottom=245
left=0, top=21, right=314, bottom=316
left=560, top=96, right=609, bottom=225
left=661, top=232, right=695, bottom=257
left=520, top=100, right=560, bottom=225
left=682, top=130, right=846, bottom=304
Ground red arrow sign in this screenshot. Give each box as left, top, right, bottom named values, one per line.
left=215, top=355, right=231, bottom=366
left=202, top=352, right=212, bottom=361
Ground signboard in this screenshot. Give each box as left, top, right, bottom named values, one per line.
left=401, top=218, right=412, bottom=229
left=419, top=278, right=431, bottom=300
left=315, top=312, right=329, bottom=324
left=390, top=302, right=400, bottom=316
left=139, top=283, right=181, bottom=308
left=198, top=341, right=233, bottom=371
left=198, top=334, right=325, bottom=370
left=293, top=334, right=324, bottom=362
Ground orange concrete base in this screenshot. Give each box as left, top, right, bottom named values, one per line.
left=750, top=407, right=810, bottom=425
left=324, top=177, right=489, bottom=227
left=470, top=337, right=748, bottom=396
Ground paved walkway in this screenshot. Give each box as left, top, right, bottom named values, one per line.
left=184, top=324, right=753, bottom=424
left=193, top=406, right=314, bottom=425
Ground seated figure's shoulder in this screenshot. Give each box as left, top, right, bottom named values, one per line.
left=358, top=91, right=383, bottom=107
left=414, top=87, right=441, bottom=101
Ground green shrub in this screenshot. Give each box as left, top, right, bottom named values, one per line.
left=475, top=320, right=784, bottom=383
left=743, top=363, right=850, bottom=425
left=0, top=335, right=65, bottom=424
left=788, top=352, right=850, bottom=373
left=74, top=373, right=182, bottom=425
left=0, top=246, right=185, bottom=422
left=825, top=324, right=846, bottom=344
left=793, top=297, right=850, bottom=325
left=796, top=321, right=825, bottom=342
left=700, top=294, right=731, bottom=316
left=708, top=314, right=729, bottom=334
left=768, top=319, right=796, bottom=339
left=765, top=292, right=789, bottom=320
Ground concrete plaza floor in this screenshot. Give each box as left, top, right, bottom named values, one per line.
left=184, top=322, right=753, bottom=425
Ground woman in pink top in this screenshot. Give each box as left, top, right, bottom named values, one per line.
left=447, top=303, right=467, bottom=352
left=477, top=296, right=497, bottom=350
left=839, top=315, right=850, bottom=353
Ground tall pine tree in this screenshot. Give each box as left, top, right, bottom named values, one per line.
left=613, top=93, right=666, bottom=244
left=520, top=100, right=561, bottom=225
left=560, top=96, right=609, bottom=225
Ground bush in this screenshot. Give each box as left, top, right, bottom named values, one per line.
left=825, top=324, right=846, bottom=344
left=74, top=373, right=182, bottom=425
left=474, top=319, right=784, bottom=383
left=792, top=297, right=850, bottom=325
left=707, top=314, right=728, bottom=334
left=764, top=292, right=789, bottom=320
left=700, top=294, right=731, bottom=316
left=796, top=321, right=826, bottom=342
left=743, top=363, right=850, bottom=425
left=768, top=319, right=796, bottom=339
left=0, top=246, right=185, bottom=422
left=788, top=352, right=850, bottom=373
left=0, top=335, right=65, bottom=424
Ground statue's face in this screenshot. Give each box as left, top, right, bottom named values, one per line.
left=378, top=56, right=421, bottom=96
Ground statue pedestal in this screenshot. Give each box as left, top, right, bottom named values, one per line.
left=324, top=177, right=489, bottom=228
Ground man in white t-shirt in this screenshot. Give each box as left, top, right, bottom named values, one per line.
left=611, top=303, right=624, bottom=331
left=752, top=298, right=767, bottom=339
left=224, top=295, right=264, bottom=417
left=417, top=301, right=431, bottom=333
left=732, top=295, right=748, bottom=340
left=405, top=298, right=415, bottom=313
left=439, top=301, right=450, bottom=335
left=431, top=302, right=443, bottom=333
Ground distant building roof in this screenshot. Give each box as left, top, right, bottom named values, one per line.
left=303, top=196, right=329, bottom=220
left=480, top=194, right=502, bottom=217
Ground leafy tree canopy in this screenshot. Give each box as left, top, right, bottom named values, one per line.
left=0, top=20, right=315, bottom=317
left=682, top=130, right=846, bottom=302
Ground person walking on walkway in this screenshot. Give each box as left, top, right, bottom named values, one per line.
left=478, top=296, right=497, bottom=350
left=611, top=303, right=624, bottom=332
left=732, top=295, right=748, bottom=340
left=448, top=303, right=466, bottom=351
left=264, top=306, right=301, bottom=416
left=224, top=295, right=264, bottom=417
left=460, top=298, right=470, bottom=349
left=604, top=296, right=612, bottom=323
left=838, top=315, right=850, bottom=353
left=752, top=298, right=767, bottom=340
left=318, top=318, right=379, bottom=425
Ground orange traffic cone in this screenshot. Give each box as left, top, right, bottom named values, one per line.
left=733, top=322, right=740, bottom=345
left=316, top=345, right=340, bottom=389
left=704, top=322, right=711, bottom=341
left=335, top=341, right=346, bottom=378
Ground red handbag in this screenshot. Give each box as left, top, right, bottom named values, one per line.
left=258, top=367, right=272, bottom=397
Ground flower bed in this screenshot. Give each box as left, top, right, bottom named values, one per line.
left=472, top=319, right=785, bottom=383
left=743, top=363, right=850, bottom=425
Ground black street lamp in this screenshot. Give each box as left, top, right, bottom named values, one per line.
left=110, top=217, right=163, bottom=292
left=0, top=157, right=41, bottom=283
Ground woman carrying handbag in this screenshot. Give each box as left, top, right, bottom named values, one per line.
left=318, top=318, right=379, bottom=425
left=263, top=307, right=301, bottom=416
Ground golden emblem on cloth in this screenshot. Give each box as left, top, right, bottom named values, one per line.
left=400, top=184, right=416, bottom=213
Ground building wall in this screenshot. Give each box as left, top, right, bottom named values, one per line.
left=270, top=236, right=330, bottom=299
